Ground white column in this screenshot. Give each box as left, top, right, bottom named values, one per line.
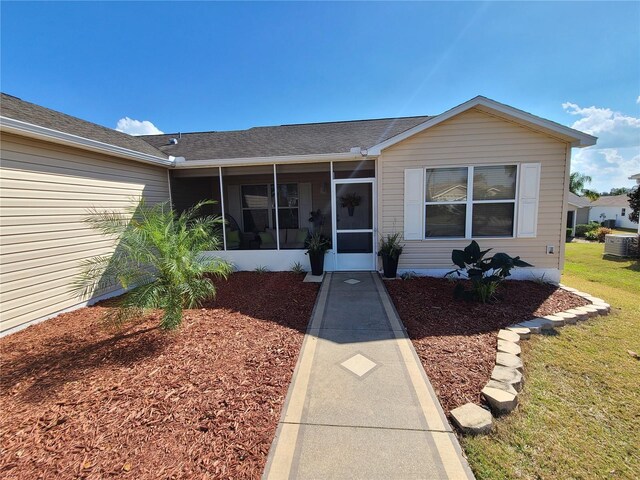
left=218, top=166, right=227, bottom=251
left=273, top=164, right=280, bottom=250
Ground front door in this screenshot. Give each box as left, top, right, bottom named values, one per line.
left=332, top=179, right=375, bottom=270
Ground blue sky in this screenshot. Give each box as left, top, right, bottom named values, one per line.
left=2, top=1, right=639, bottom=192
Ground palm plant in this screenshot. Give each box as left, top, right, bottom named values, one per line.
left=73, top=200, right=232, bottom=330
left=570, top=172, right=600, bottom=201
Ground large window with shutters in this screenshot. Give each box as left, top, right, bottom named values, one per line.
left=424, top=165, right=518, bottom=238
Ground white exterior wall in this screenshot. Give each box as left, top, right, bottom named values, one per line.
left=589, top=205, right=637, bottom=229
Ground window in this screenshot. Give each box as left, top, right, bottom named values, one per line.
left=622, top=208, right=626, bottom=217
left=241, top=183, right=298, bottom=232
left=273, top=183, right=299, bottom=229
left=424, top=165, right=517, bottom=238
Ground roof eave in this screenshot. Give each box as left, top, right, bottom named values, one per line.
left=367, top=96, right=598, bottom=155
left=173, top=151, right=371, bottom=169
left=0, top=116, right=175, bottom=167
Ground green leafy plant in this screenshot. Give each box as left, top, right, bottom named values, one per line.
left=575, top=222, right=600, bottom=237
left=305, top=231, right=331, bottom=254
left=446, top=240, right=533, bottom=303
left=339, top=192, right=362, bottom=208
left=378, top=232, right=404, bottom=260
left=73, top=200, right=232, bottom=330
left=290, top=261, right=306, bottom=274
left=400, top=271, right=417, bottom=280
left=254, top=265, right=269, bottom=274
left=566, top=228, right=574, bottom=242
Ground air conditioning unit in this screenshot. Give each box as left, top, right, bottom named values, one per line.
left=604, top=234, right=636, bottom=257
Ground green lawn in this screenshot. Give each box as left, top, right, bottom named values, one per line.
left=462, top=243, right=640, bottom=480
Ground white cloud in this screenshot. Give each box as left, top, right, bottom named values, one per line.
left=562, top=102, right=640, bottom=148
left=115, top=117, right=163, bottom=136
left=564, top=100, right=640, bottom=193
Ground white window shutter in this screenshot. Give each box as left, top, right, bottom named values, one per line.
left=517, top=163, right=541, bottom=237
left=404, top=168, right=424, bottom=240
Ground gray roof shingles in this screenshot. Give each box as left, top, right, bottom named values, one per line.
left=590, top=194, right=631, bottom=207
left=140, top=116, right=432, bottom=160
left=2, top=91, right=433, bottom=161
left=1, top=93, right=168, bottom=158
left=568, top=192, right=591, bottom=208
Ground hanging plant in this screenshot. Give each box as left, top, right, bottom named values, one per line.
left=340, top=192, right=362, bottom=216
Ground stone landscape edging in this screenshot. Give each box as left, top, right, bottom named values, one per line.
left=450, top=285, right=611, bottom=435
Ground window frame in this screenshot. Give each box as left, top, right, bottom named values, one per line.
left=240, top=182, right=299, bottom=232
left=423, top=164, right=519, bottom=240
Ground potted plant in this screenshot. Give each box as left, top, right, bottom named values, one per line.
left=340, top=192, right=361, bottom=216
left=305, top=231, right=331, bottom=276
left=378, top=232, right=404, bottom=278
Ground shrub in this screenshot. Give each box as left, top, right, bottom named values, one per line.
left=575, top=222, right=601, bottom=237
left=584, top=230, right=598, bottom=241
left=400, top=271, right=417, bottom=280
left=566, top=228, right=574, bottom=242
left=290, top=261, right=306, bottom=274
left=575, top=224, right=591, bottom=237
left=595, top=227, right=613, bottom=242
left=446, top=241, right=533, bottom=303
left=254, top=265, right=270, bottom=274
left=73, top=200, right=232, bottom=330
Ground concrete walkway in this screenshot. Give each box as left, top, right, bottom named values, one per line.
left=263, top=272, right=474, bottom=479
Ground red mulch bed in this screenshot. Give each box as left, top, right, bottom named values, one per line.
left=0, top=272, right=318, bottom=479
left=384, top=278, right=588, bottom=415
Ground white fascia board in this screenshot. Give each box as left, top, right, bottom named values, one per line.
left=173, top=151, right=367, bottom=169
left=0, top=116, right=175, bottom=167
left=368, top=96, right=598, bottom=155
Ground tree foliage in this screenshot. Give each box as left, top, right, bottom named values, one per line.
left=628, top=186, right=640, bottom=224
left=570, top=172, right=600, bottom=201
left=73, top=200, right=232, bottom=330
left=602, top=187, right=630, bottom=196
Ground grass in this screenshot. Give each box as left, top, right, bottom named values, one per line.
left=462, top=243, right=640, bottom=480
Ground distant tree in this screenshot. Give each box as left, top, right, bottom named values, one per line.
left=601, top=187, right=631, bottom=197
left=628, top=187, right=640, bottom=224
left=570, top=172, right=600, bottom=201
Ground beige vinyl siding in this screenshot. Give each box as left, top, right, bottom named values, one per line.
left=378, top=108, right=569, bottom=271
left=0, top=133, right=170, bottom=334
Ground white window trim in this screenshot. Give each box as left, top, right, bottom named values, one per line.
left=423, top=164, right=519, bottom=240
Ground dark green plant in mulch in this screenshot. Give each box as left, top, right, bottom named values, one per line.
left=73, top=200, right=232, bottom=330
left=377, top=232, right=404, bottom=260
left=446, top=240, right=533, bottom=303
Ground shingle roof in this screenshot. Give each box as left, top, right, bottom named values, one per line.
left=140, top=116, right=432, bottom=160
left=590, top=194, right=631, bottom=207
left=568, top=192, right=591, bottom=208
left=0, top=93, right=168, bottom=158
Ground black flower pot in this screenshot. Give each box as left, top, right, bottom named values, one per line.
left=381, top=253, right=399, bottom=278
left=308, top=251, right=325, bottom=276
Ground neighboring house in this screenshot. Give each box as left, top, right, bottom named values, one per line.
left=0, top=93, right=596, bottom=335
left=589, top=194, right=637, bottom=229
left=567, top=192, right=591, bottom=233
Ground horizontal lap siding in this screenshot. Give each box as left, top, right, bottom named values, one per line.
left=378, top=108, right=568, bottom=271
left=0, top=133, right=170, bottom=333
